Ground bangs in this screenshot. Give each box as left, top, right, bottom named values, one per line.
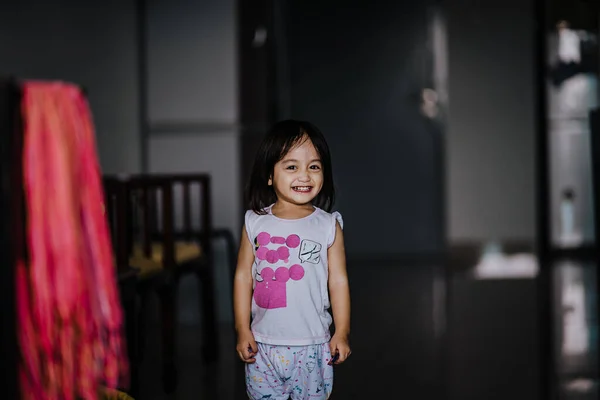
left=278, top=130, right=319, bottom=162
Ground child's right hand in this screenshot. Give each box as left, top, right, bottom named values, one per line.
left=236, top=330, right=258, bottom=363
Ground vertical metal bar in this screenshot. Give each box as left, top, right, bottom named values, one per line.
left=535, top=0, right=554, bottom=397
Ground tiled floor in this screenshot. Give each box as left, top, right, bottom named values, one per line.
left=136, top=261, right=445, bottom=399
left=137, top=322, right=244, bottom=399
left=132, top=257, right=599, bottom=400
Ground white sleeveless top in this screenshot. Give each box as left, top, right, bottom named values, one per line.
left=245, top=206, right=343, bottom=346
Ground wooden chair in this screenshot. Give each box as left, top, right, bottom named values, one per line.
left=105, top=174, right=219, bottom=393
left=103, top=176, right=140, bottom=398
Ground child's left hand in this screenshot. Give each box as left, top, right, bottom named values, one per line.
left=329, top=333, right=351, bottom=365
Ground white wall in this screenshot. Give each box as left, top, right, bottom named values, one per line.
left=146, top=0, right=239, bottom=239
left=0, top=0, right=141, bottom=174
left=147, top=0, right=237, bottom=124
left=446, top=0, right=536, bottom=243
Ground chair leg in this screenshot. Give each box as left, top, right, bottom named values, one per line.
left=157, top=282, right=178, bottom=394
left=117, top=271, right=139, bottom=397
left=136, top=286, right=151, bottom=362
left=213, top=228, right=237, bottom=285
left=221, top=230, right=240, bottom=350
left=122, top=293, right=139, bottom=398
left=219, top=229, right=240, bottom=350
left=197, top=262, right=219, bottom=363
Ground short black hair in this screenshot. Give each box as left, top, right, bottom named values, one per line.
left=246, top=120, right=335, bottom=214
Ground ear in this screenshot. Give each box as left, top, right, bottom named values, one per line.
left=268, top=177, right=273, bottom=186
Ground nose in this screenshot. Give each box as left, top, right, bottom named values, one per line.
left=298, top=169, right=310, bottom=182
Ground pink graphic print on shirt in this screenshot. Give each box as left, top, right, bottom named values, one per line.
left=254, top=265, right=305, bottom=309
left=254, top=232, right=305, bottom=309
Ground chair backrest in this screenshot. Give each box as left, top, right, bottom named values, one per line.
left=128, top=175, right=176, bottom=266
left=103, top=173, right=213, bottom=269
left=149, top=174, right=213, bottom=245
left=102, top=176, right=130, bottom=272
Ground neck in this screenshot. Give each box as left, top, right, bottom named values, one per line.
left=271, top=201, right=315, bottom=218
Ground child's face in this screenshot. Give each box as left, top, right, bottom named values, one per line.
left=270, top=137, right=323, bottom=207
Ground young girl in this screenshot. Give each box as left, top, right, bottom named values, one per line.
left=233, top=120, right=351, bottom=399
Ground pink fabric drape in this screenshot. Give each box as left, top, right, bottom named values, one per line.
left=17, top=81, right=127, bottom=399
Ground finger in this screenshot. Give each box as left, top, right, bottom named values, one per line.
left=329, top=343, right=337, bottom=357
left=328, top=350, right=339, bottom=365
left=334, top=348, right=348, bottom=364
left=242, top=346, right=254, bottom=360
left=238, top=349, right=256, bottom=363
left=337, top=349, right=351, bottom=364
left=246, top=348, right=256, bottom=360
left=244, top=346, right=256, bottom=363
left=249, top=340, right=258, bottom=354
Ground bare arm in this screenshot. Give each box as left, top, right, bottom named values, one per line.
left=328, top=221, right=351, bottom=363
left=233, top=225, right=258, bottom=362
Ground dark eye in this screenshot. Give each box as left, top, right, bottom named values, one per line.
left=310, top=165, right=321, bottom=170
left=286, top=165, right=297, bottom=170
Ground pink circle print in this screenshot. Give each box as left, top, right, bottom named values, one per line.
left=277, top=246, right=290, bottom=261
left=266, top=250, right=279, bottom=264
left=256, top=232, right=271, bottom=246
left=256, top=246, right=269, bottom=260
left=286, top=234, right=301, bottom=248
left=289, top=264, right=305, bottom=280
left=261, top=267, right=275, bottom=281
left=275, top=267, right=290, bottom=282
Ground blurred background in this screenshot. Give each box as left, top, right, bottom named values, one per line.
left=1, top=0, right=598, bottom=399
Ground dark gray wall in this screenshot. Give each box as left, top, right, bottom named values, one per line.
left=268, top=0, right=537, bottom=256
left=283, top=0, right=444, bottom=258
left=0, top=0, right=538, bottom=320
left=0, top=0, right=141, bottom=174
left=0, top=0, right=537, bottom=254
left=446, top=0, right=536, bottom=244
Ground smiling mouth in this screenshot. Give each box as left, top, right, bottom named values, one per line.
left=292, top=186, right=313, bottom=193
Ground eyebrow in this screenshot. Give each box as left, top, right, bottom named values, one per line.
left=282, top=158, right=321, bottom=163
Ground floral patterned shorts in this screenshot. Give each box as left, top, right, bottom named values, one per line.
left=246, top=342, right=334, bottom=399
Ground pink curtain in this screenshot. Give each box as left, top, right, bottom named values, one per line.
left=17, top=81, right=127, bottom=399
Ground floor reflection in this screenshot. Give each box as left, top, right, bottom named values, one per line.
left=130, top=252, right=600, bottom=399
left=554, top=261, right=598, bottom=399
left=558, top=262, right=591, bottom=358
left=137, top=260, right=446, bottom=399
